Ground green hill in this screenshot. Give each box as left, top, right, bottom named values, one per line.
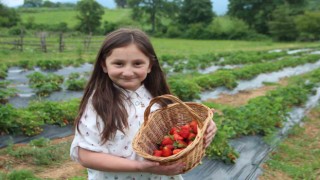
left=19, top=8, right=132, bottom=28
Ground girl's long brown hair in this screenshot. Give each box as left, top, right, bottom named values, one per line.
left=75, top=28, right=171, bottom=144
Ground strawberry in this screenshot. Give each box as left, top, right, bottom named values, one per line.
left=188, top=140, right=193, bottom=145
left=178, top=128, right=190, bottom=139
left=162, top=146, right=172, bottom=157
left=153, top=150, right=162, bottom=157
left=188, top=132, right=196, bottom=141
left=173, top=133, right=183, bottom=141
left=165, top=144, right=174, bottom=150
left=189, top=120, right=198, bottom=134
left=161, top=135, right=173, bottom=145
left=173, top=149, right=183, bottom=155
left=175, top=140, right=187, bottom=148
left=169, top=127, right=179, bottom=135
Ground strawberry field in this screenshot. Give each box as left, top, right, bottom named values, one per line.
left=1, top=46, right=320, bottom=179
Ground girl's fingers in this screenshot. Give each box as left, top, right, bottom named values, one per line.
left=204, top=120, right=217, bottom=148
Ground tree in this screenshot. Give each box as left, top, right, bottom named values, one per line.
left=268, top=5, right=298, bottom=41
left=115, top=0, right=127, bottom=8
left=0, top=3, right=21, bottom=28
left=179, top=0, right=214, bottom=25
left=227, top=0, right=307, bottom=35
left=128, top=0, right=180, bottom=34
left=307, top=0, right=320, bottom=11
left=23, top=0, right=43, bottom=7
left=295, top=11, right=320, bottom=40
left=76, top=0, right=105, bottom=34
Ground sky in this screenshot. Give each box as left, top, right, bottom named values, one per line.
left=0, top=0, right=229, bottom=15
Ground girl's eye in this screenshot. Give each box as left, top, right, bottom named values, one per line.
left=114, top=62, right=123, bottom=66
left=134, top=61, right=144, bottom=66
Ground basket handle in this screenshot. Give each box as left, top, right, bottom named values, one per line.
left=144, top=94, right=203, bottom=126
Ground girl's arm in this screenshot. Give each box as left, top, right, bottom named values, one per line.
left=78, top=147, right=185, bottom=175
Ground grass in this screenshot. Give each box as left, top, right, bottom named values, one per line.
left=261, top=105, right=320, bottom=179
left=19, top=8, right=132, bottom=28
left=1, top=36, right=320, bottom=65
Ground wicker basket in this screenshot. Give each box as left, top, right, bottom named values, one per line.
left=132, top=94, right=214, bottom=173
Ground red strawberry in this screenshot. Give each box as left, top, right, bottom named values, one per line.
left=162, top=146, right=172, bottom=157
left=175, top=140, right=187, bottom=148
left=161, top=135, right=173, bottom=145
left=169, top=127, right=179, bottom=135
left=153, top=150, right=162, bottom=157
left=179, top=128, right=190, bottom=139
left=189, top=120, right=198, bottom=134
left=173, top=149, right=183, bottom=155
left=188, top=132, right=196, bottom=141
left=173, top=133, right=184, bottom=141
left=165, top=144, right=174, bottom=150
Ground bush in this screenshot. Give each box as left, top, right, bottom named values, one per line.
left=165, top=25, right=182, bottom=38
left=295, top=11, right=320, bottom=41
left=207, top=16, right=252, bottom=40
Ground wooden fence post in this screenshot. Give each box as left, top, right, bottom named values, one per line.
left=59, top=32, right=64, bottom=52
left=40, top=32, right=47, bottom=53
left=84, top=32, right=92, bottom=51
left=19, top=28, right=24, bottom=52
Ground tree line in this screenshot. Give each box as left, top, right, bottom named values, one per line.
left=1, top=0, right=320, bottom=41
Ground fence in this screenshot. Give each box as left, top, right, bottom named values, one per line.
left=0, top=32, right=105, bottom=53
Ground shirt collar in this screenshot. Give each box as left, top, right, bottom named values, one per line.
left=113, top=83, right=148, bottom=99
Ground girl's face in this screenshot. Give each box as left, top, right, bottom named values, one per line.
left=103, top=43, right=152, bottom=91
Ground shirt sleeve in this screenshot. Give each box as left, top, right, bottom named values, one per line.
left=70, top=100, right=107, bottom=162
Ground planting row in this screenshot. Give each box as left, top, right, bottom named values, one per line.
left=1, top=50, right=319, bottom=103
left=204, top=67, right=320, bottom=163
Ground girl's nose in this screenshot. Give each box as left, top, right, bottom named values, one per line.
left=122, top=66, right=134, bottom=76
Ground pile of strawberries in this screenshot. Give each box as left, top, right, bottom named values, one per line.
left=153, top=120, right=198, bottom=157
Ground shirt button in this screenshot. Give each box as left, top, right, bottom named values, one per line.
left=135, top=101, right=140, bottom=106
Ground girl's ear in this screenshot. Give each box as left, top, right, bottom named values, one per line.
left=101, top=62, right=108, bottom=73
left=102, top=66, right=108, bottom=73
left=147, top=64, right=152, bottom=73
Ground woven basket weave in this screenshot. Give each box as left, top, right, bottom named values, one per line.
left=132, top=94, right=213, bottom=173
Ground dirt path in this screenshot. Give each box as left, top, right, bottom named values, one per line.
left=207, top=79, right=288, bottom=107
left=0, top=79, right=288, bottom=179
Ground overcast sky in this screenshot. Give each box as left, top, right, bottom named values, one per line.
left=0, top=0, right=229, bottom=15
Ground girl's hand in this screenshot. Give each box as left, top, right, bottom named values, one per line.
left=204, top=109, right=218, bottom=148
left=138, top=161, right=186, bottom=175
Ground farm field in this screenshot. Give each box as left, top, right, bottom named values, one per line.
left=0, top=38, right=320, bottom=179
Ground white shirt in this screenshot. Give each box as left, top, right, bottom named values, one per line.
left=70, top=85, right=183, bottom=180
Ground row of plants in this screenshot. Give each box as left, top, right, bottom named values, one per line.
left=169, top=53, right=320, bottom=100
left=3, top=48, right=317, bottom=100
left=0, top=98, right=79, bottom=136
left=160, top=47, right=319, bottom=74
left=1, top=47, right=318, bottom=80
left=204, top=67, right=320, bottom=163
left=26, top=71, right=87, bottom=96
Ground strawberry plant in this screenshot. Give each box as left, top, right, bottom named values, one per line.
left=0, top=81, right=18, bottom=104
left=36, top=59, right=63, bottom=70
left=0, top=63, right=8, bottom=79
left=27, top=72, right=64, bottom=96
left=66, top=73, right=87, bottom=91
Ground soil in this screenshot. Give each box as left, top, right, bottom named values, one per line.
left=0, top=78, right=296, bottom=179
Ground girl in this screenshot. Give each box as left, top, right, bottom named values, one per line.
left=70, top=28, right=217, bottom=180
